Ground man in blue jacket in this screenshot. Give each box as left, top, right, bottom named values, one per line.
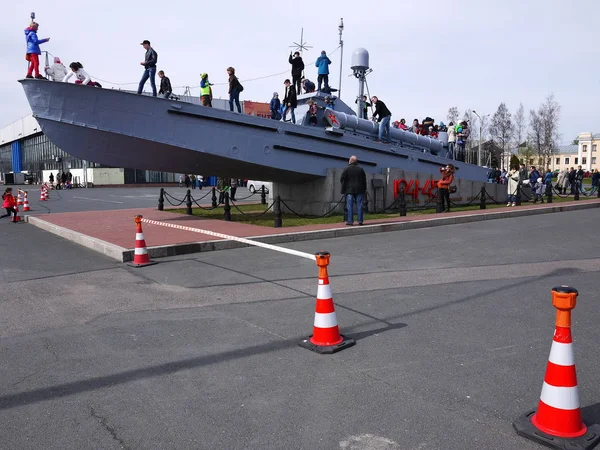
left=315, top=51, right=331, bottom=93
left=24, top=22, right=50, bottom=79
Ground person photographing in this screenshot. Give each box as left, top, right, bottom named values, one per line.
left=437, top=164, right=455, bottom=212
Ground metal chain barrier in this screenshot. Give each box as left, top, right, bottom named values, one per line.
left=552, top=186, right=572, bottom=198
left=449, top=190, right=482, bottom=207
left=163, top=190, right=186, bottom=207
left=485, top=190, right=503, bottom=204
left=229, top=199, right=276, bottom=216
left=279, top=196, right=345, bottom=218
left=189, top=189, right=219, bottom=210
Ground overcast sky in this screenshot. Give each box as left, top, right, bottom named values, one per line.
left=1, top=0, right=598, bottom=144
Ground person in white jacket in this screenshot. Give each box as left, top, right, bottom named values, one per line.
left=45, top=57, right=68, bottom=82
left=62, top=62, right=101, bottom=87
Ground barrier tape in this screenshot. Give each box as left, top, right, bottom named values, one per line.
left=140, top=218, right=315, bottom=260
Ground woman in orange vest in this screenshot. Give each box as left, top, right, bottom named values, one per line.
left=437, top=164, right=455, bottom=213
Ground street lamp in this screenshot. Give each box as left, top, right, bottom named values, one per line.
left=472, top=110, right=489, bottom=166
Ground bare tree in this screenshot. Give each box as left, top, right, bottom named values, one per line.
left=489, top=102, right=513, bottom=169
left=540, top=94, right=561, bottom=169
left=463, top=110, right=477, bottom=164
left=528, top=95, right=560, bottom=168
left=447, top=106, right=459, bottom=124
left=514, top=103, right=525, bottom=148
left=529, top=108, right=543, bottom=164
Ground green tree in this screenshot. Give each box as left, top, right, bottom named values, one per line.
left=571, top=139, right=579, bottom=145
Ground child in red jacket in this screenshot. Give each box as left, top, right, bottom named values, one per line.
left=1, top=188, right=17, bottom=220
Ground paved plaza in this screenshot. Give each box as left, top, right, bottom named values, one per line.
left=1, top=188, right=600, bottom=449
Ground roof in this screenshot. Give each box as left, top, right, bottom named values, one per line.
left=555, top=144, right=578, bottom=155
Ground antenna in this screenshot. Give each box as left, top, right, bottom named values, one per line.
left=289, top=28, right=312, bottom=55
left=338, top=18, right=344, bottom=100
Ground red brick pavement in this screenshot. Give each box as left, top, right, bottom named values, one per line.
left=35, top=199, right=600, bottom=250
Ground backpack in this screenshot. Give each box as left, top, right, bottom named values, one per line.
left=236, top=78, right=244, bottom=92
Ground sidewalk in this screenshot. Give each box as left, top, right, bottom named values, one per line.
left=26, top=199, right=600, bottom=262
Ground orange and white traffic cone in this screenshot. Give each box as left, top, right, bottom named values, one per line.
left=514, top=286, right=600, bottom=449
left=12, top=204, right=21, bottom=223
left=43, top=185, right=49, bottom=200
left=17, top=190, right=23, bottom=206
left=40, top=187, right=47, bottom=202
left=299, top=252, right=355, bottom=354
left=127, top=215, right=157, bottom=267
left=22, top=192, right=30, bottom=211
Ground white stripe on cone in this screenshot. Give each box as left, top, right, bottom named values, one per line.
left=136, top=233, right=145, bottom=241
left=313, top=312, right=338, bottom=328
left=134, top=247, right=148, bottom=255
left=539, top=382, right=580, bottom=410
left=317, top=284, right=332, bottom=300
left=548, top=341, right=575, bottom=366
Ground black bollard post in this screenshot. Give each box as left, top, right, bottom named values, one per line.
left=436, top=188, right=443, bottom=213
left=515, top=182, right=522, bottom=206
left=186, top=189, right=193, bottom=215
left=274, top=195, right=283, bottom=228
left=399, top=186, right=407, bottom=217
left=479, top=185, right=486, bottom=209
left=597, top=185, right=600, bottom=198
left=223, top=192, right=231, bottom=221
left=546, top=183, right=553, bottom=204
left=158, top=188, right=164, bottom=211
left=211, top=187, right=217, bottom=208
left=574, top=182, right=580, bottom=201
left=261, top=185, right=266, bottom=205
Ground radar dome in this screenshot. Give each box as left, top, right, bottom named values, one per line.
left=351, top=48, right=369, bottom=70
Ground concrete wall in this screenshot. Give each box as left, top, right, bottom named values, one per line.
left=273, top=167, right=508, bottom=216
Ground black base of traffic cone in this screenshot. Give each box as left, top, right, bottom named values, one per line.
left=298, top=335, right=356, bottom=354
left=127, top=260, right=158, bottom=268
left=513, top=410, right=600, bottom=450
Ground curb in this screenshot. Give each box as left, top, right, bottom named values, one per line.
left=27, top=200, right=600, bottom=262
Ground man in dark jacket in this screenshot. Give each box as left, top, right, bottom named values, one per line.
left=576, top=165, right=585, bottom=192
left=371, top=96, right=392, bottom=143
left=288, top=52, right=305, bottom=95
left=340, top=156, right=367, bottom=226
left=138, top=40, right=158, bottom=97
left=282, top=79, right=297, bottom=124
left=568, top=167, right=577, bottom=194
left=529, top=166, right=540, bottom=200
left=269, top=92, right=281, bottom=120
left=158, top=70, right=172, bottom=99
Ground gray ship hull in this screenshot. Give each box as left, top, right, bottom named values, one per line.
left=20, top=79, right=489, bottom=182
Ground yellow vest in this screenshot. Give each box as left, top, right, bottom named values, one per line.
left=200, top=82, right=211, bottom=96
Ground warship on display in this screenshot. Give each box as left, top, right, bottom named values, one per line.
left=19, top=48, right=490, bottom=183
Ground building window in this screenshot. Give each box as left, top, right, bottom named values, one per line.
left=565, top=157, right=569, bottom=164
left=529, top=158, right=534, bottom=165
left=592, top=157, right=597, bottom=164
left=583, top=145, right=587, bottom=152
left=575, top=157, right=579, bottom=164
left=582, top=157, right=587, bottom=164
left=555, top=157, right=560, bottom=165
left=593, top=145, right=597, bottom=152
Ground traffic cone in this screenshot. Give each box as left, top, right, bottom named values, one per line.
left=40, top=187, right=47, bottom=202
left=127, top=215, right=157, bottom=267
left=22, top=192, right=30, bottom=211
left=513, top=286, right=600, bottom=449
left=43, top=185, right=49, bottom=200
left=12, top=204, right=21, bottom=223
left=299, top=252, right=355, bottom=354
left=17, top=190, right=23, bottom=206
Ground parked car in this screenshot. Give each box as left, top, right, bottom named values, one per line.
left=247, top=180, right=272, bottom=194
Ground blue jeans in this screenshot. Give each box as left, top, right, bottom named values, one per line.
left=447, top=142, right=455, bottom=159
left=508, top=195, right=516, bottom=203
left=138, top=68, right=157, bottom=97
left=346, top=193, right=364, bottom=224
left=229, top=88, right=241, bottom=113
left=283, top=106, right=296, bottom=124
left=379, top=115, right=391, bottom=142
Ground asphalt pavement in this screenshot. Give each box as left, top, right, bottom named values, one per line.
left=1, top=207, right=600, bottom=449
left=9, top=185, right=260, bottom=214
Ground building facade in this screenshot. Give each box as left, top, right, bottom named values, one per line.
left=550, top=145, right=579, bottom=172
left=576, top=132, right=599, bottom=172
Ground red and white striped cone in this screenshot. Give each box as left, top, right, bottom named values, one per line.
left=16, top=190, right=23, bottom=206
left=513, top=286, right=600, bottom=449
left=39, top=187, right=47, bottom=202
left=299, top=252, right=355, bottom=354
left=12, top=204, right=21, bottom=223
left=43, top=185, right=49, bottom=200
left=22, top=192, right=30, bottom=211
left=127, top=215, right=157, bottom=267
